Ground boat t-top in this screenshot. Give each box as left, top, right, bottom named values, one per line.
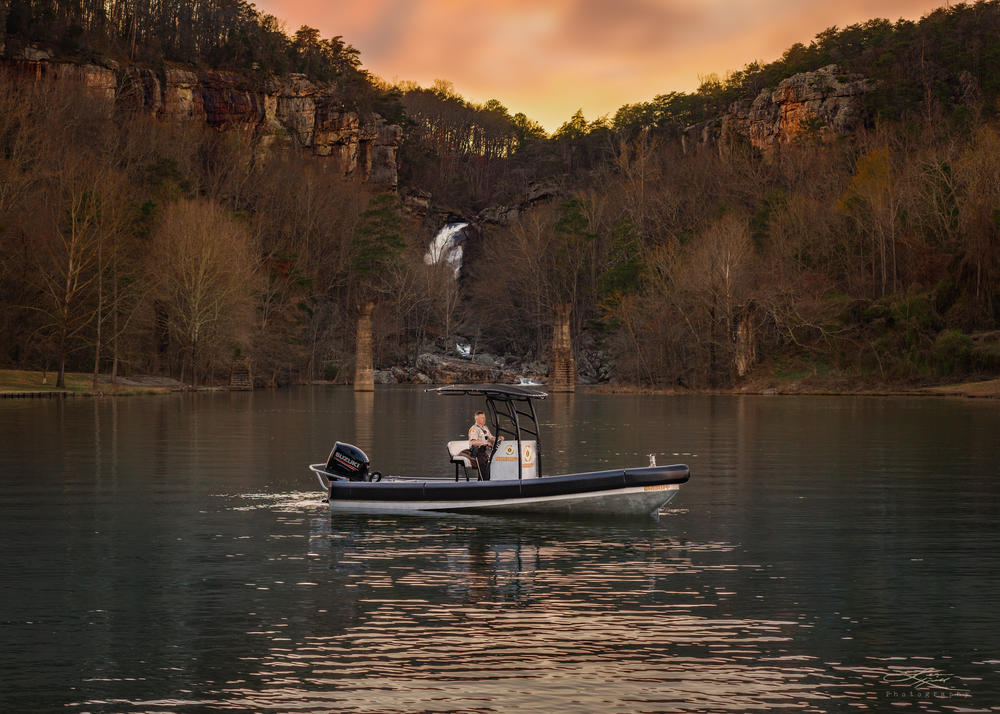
left=309, top=384, right=690, bottom=516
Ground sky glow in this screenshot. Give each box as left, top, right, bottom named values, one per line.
left=254, top=0, right=950, bottom=132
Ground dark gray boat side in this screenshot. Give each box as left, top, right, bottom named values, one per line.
left=328, top=465, right=690, bottom=503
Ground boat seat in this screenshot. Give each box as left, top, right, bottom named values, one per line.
left=447, top=439, right=481, bottom=481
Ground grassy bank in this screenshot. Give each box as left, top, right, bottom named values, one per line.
left=0, top=369, right=177, bottom=396
left=734, top=375, right=1000, bottom=398
left=590, top=370, right=1000, bottom=398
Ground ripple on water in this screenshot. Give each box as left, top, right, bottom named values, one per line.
left=58, top=506, right=998, bottom=713
left=8, top=390, right=998, bottom=713
left=66, top=499, right=854, bottom=712
left=220, top=491, right=328, bottom=512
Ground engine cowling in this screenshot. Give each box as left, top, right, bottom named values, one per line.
left=325, top=442, right=370, bottom=482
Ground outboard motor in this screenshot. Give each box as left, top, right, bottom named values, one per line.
left=326, top=442, right=375, bottom=482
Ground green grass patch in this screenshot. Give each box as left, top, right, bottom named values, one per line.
left=0, top=369, right=95, bottom=392
left=769, top=353, right=836, bottom=380
left=0, top=369, right=172, bottom=395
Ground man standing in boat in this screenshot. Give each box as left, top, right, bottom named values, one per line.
left=469, top=411, right=502, bottom=480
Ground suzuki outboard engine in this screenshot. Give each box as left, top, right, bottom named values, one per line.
left=326, top=442, right=374, bottom=482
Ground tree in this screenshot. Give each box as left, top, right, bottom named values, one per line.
left=838, top=144, right=902, bottom=297
left=350, top=193, right=405, bottom=295
left=954, top=126, right=1000, bottom=318
left=614, top=128, right=660, bottom=240
left=32, top=156, right=109, bottom=387
left=149, top=199, right=257, bottom=385
left=24, top=78, right=130, bottom=389
left=469, top=209, right=556, bottom=357
left=651, top=215, right=757, bottom=385
left=88, top=171, right=136, bottom=389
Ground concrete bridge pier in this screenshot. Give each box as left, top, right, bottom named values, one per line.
left=354, top=301, right=375, bottom=392
left=550, top=303, right=575, bottom=393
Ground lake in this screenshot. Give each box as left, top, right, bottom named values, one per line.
left=1, top=387, right=998, bottom=712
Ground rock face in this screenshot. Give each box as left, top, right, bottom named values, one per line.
left=7, top=51, right=120, bottom=101
left=3, top=50, right=401, bottom=188
left=401, top=189, right=432, bottom=216
left=372, top=353, right=546, bottom=385
left=686, top=66, right=876, bottom=154
left=475, top=181, right=562, bottom=226
left=414, top=354, right=513, bottom=384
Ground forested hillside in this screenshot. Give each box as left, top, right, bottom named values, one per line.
left=0, top=0, right=376, bottom=100
left=1, top=0, right=998, bottom=388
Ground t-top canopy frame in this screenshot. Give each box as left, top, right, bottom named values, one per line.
left=429, top=384, right=547, bottom=479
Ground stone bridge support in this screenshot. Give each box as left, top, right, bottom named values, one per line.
left=550, top=304, right=575, bottom=393
left=354, top=301, right=375, bottom=392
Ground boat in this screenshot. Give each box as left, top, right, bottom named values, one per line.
left=308, top=384, right=690, bottom=516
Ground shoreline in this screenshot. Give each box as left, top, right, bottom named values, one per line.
left=1, top=370, right=998, bottom=400
left=587, top=377, right=1000, bottom=399
left=0, top=369, right=186, bottom=398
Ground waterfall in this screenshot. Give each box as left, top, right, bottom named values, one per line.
left=424, top=222, right=468, bottom=278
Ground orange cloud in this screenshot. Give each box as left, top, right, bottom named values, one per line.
left=255, top=0, right=949, bottom=132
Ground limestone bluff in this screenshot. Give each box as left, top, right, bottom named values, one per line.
left=683, top=65, right=877, bottom=154
left=2, top=48, right=881, bottom=189
left=3, top=47, right=402, bottom=189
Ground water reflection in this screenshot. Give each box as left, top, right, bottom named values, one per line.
left=354, top=391, right=375, bottom=455
left=3, top=390, right=998, bottom=713
left=545, top=393, right=573, bottom=476
left=94, top=510, right=846, bottom=712
left=236, top=508, right=994, bottom=712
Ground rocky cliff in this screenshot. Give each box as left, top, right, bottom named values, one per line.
left=3, top=48, right=401, bottom=188
left=685, top=65, right=877, bottom=154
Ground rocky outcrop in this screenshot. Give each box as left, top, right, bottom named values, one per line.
left=475, top=181, right=562, bottom=226
left=370, top=353, right=548, bottom=385
left=5, top=48, right=119, bottom=100
left=414, top=353, right=513, bottom=384
left=681, top=118, right=721, bottom=154
left=686, top=65, right=876, bottom=154
left=402, top=189, right=432, bottom=216
left=3, top=48, right=401, bottom=187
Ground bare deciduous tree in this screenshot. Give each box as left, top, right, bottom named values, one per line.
left=955, top=126, right=1000, bottom=308
left=31, top=151, right=122, bottom=387
left=838, top=144, right=903, bottom=297
left=150, top=199, right=257, bottom=385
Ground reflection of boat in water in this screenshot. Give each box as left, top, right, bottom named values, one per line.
left=308, top=385, right=690, bottom=517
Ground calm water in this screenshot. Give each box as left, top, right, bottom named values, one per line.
left=1, top=388, right=999, bottom=712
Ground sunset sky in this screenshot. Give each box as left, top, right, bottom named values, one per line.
left=254, top=0, right=949, bottom=132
